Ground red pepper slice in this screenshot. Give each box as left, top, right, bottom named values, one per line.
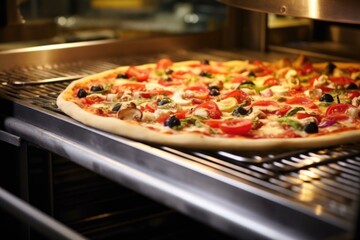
left=81, top=95, right=104, bottom=105
left=275, top=104, right=291, bottom=116
left=140, top=103, right=157, bottom=113
left=296, top=112, right=322, bottom=122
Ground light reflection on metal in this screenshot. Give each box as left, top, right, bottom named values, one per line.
left=299, top=182, right=314, bottom=202
left=219, top=0, right=360, bottom=24
left=315, top=205, right=323, bottom=216
left=308, top=0, right=319, bottom=20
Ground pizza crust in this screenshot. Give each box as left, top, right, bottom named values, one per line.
left=57, top=91, right=360, bottom=151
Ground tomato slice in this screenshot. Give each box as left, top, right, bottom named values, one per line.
left=252, top=100, right=279, bottom=107
left=325, top=103, right=352, bottom=116
left=184, top=86, right=209, bottom=99
left=263, top=77, right=279, bottom=86
left=222, top=90, right=249, bottom=104
left=195, top=101, right=222, bottom=119
left=171, top=70, right=192, bottom=79
left=346, top=91, right=360, bottom=100
left=286, top=97, right=317, bottom=109
left=202, top=119, right=223, bottom=128
left=126, top=66, right=150, bottom=82
left=231, top=75, right=249, bottom=83
left=329, top=77, right=355, bottom=85
left=219, top=119, right=252, bottom=135
left=297, top=62, right=314, bottom=76
left=156, top=58, right=173, bottom=69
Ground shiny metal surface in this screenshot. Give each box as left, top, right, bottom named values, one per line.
left=219, top=0, right=360, bottom=24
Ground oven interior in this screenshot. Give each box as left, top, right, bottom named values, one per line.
left=1, top=1, right=360, bottom=240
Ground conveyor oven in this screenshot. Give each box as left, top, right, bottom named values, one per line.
left=0, top=0, right=360, bottom=240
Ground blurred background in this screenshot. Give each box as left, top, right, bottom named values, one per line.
left=0, top=0, right=227, bottom=49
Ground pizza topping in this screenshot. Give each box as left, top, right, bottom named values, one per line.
left=352, top=96, right=360, bottom=107
left=324, top=62, right=336, bottom=75
left=216, top=97, right=238, bottom=112
left=117, top=105, right=142, bottom=121
left=77, top=88, right=87, bottom=98
left=164, top=115, right=181, bottom=128
left=232, top=106, right=251, bottom=116
left=157, top=97, right=173, bottom=106
left=347, top=83, right=358, bottom=90
left=111, top=103, right=122, bottom=112
left=219, top=119, right=253, bottom=135
left=90, top=85, right=104, bottom=92
left=58, top=55, right=360, bottom=148
left=319, top=93, right=334, bottom=102
left=193, top=101, right=222, bottom=119
left=303, top=122, right=319, bottom=133
left=208, top=85, right=221, bottom=96
left=126, top=66, right=150, bottom=82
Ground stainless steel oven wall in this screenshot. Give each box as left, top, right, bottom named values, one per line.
left=220, top=0, right=360, bottom=60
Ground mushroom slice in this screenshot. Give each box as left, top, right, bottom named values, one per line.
left=117, top=107, right=143, bottom=121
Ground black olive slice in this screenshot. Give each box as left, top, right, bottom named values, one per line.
left=164, top=115, right=181, bottom=128
left=304, top=122, right=318, bottom=133
left=116, top=73, right=128, bottom=79
left=208, top=86, right=220, bottom=96
left=165, top=69, right=174, bottom=75
left=158, top=98, right=172, bottom=106
left=248, top=71, right=256, bottom=77
left=232, top=107, right=251, bottom=116
left=325, top=62, right=336, bottom=74
left=90, top=85, right=104, bottom=92
left=199, top=71, right=211, bottom=77
left=77, top=89, right=87, bottom=98
left=347, top=83, right=358, bottom=90
left=111, top=103, right=122, bottom=112
left=319, top=93, right=334, bottom=102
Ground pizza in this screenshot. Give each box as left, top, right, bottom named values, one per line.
left=56, top=55, right=360, bottom=151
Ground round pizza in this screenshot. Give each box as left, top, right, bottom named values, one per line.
left=56, top=55, right=360, bottom=150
